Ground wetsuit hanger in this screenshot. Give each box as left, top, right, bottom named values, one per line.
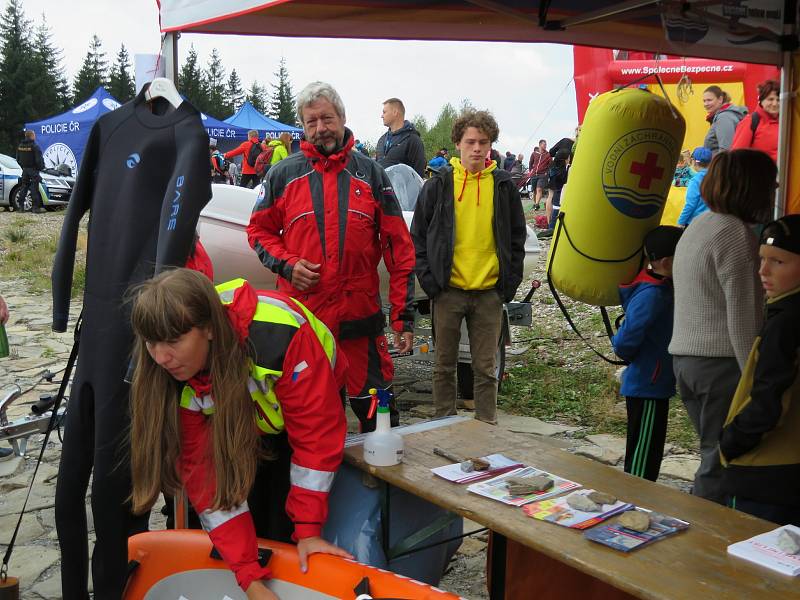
left=145, top=77, right=183, bottom=108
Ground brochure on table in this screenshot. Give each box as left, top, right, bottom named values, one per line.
left=466, top=466, right=581, bottom=506
left=431, top=453, right=524, bottom=484
left=523, top=489, right=633, bottom=529
left=727, top=525, right=800, bottom=576
left=584, top=508, right=690, bottom=552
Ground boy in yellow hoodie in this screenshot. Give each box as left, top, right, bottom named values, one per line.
left=411, top=110, right=526, bottom=423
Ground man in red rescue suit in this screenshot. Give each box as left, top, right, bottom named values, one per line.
left=247, top=81, right=416, bottom=431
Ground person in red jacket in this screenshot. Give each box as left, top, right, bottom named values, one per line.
left=247, top=81, right=416, bottom=432
left=731, top=79, right=780, bottom=162
left=226, top=130, right=262, bottom=189
left=129, top=269, right=350, bottom=600
left=527, top=139, right=551, bottom=211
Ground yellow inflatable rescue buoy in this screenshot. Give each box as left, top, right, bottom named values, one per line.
left=547, top=88, right=685, bottom=306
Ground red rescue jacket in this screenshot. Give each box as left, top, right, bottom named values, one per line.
left=177, top=280, right=346, bottom=591
left=246, top=130, right=416, bottom=337
left=225, top=139, right=261, bottom=175
left=730, top=105, right=779, bottom=162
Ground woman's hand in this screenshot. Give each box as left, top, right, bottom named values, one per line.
left=297, top=536, right=354, bottom=573
left=245, top=580, right=279, bottom=600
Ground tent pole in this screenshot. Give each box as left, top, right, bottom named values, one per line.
left=777, top=51, right=792, bottom=218
left=776, top=3, right=798, bottom=218
left=163, top=31, right=179, bottom=84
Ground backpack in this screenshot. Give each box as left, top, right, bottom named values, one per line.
left=254, top=146, right=276, bottom=178
left=246, top=140, right=262, bottom=167
left=212, top=151, right=229, bottom=174
left=749, top=111, right=760, bottom=147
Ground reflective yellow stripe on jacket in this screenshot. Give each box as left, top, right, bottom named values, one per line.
left=180, top=278, right=336, bottom=435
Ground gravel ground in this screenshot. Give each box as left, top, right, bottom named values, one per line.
left=0, top=207, right=699, bottom=600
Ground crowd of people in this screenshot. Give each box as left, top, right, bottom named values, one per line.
left=123, top=81, right=525, bottom=599
left=603, top=77, right=797, bottom=530
left=3, top=73, right=794, bottom=599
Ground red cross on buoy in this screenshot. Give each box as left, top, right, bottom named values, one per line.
left=629, top=152, right=664, bottom=190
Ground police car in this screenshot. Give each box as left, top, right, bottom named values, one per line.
left=0, top=153, right=75, bottom=211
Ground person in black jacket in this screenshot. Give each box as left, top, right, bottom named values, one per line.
left=15, top=129, right=45, bottom=213
left=376, top=97, right=426, bottom=177
left=411, top=109, right=526, bottom=424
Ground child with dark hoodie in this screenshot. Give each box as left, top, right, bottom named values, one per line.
left=612, top=226, right=683, bottom=481
left=719, top=215, right=800, bottom=526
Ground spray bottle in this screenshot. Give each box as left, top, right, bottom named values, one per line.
left=363, top=388, right=404, bottom=467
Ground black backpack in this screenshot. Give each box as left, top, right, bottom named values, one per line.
left=246, top=140, right=262, bottom=167
left=749, top=111, right=760, bottom=146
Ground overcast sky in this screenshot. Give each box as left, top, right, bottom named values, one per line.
left=23, top=0, right=578, bottom=155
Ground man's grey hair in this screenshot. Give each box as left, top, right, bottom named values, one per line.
left=296, top=81, right=346, bottom=123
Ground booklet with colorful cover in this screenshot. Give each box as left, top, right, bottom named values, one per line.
left=583, top=508, right=690, bottom=551
left=430, top=453, right=524, bottom=484
left=727, top=525, right=800, bottom=576
left=466, top=466, right=581, bottom=506
left=522, top=489, right=633, bottom=530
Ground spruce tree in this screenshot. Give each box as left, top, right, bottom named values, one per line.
left=108, top=43, right=135, bottom=102
left=246, top=81, right=268, bottom=114
left=204, top=48, right=227, bottom=118
left=0, top=0, right=34, bottom=153
left=29, top=16, right=70, bottom=116
left=225, top=68, right=244, bottom=114
left=269, top=57, right=297, bottom=126
left=73, top=34, right=108, bottom=103
left=418, top=103, right=458, bottom=160
left=178, top=44, right=209, bottom=111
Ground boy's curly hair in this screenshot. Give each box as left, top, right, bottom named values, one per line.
left=451, top=109, right=499, bottom=144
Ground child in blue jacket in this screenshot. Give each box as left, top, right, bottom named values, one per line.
left=612, top=226, right=683, bottom=481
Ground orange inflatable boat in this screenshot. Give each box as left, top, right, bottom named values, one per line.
left=125, top=529, right=463, bottom=599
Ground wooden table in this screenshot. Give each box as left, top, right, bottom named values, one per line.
left=344, top=419, right=798, bottom=600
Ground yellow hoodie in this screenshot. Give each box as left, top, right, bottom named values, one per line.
left=449, top=157, right=499, bottom=290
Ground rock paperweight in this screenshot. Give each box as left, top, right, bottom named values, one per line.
left=566, top=492, right=601, bottom=513
left=777, top=528, right=800, bottom=555
left=618, top=510, right=651, bottom=532
left=587, top=491, right=617, bottom=506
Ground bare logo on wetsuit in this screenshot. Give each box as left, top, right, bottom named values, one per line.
left=167, top=176, right=184, bottom=231
left=126, top=153, right=141, bottom=169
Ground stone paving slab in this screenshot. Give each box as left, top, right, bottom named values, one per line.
left=497, top=413, right=580, bottom=436
left=659, top=455, right=701, bottom=482
left=573, top=443, right=624, bottom=466
left=3, top=544, right=60, bottom=590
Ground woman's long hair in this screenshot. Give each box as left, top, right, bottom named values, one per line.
left=279, top=132, right=292, bottom=153
left=129, top=268, right=258, bottom=514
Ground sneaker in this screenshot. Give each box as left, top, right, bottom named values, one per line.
left=537, top=228, right=554, bottom=239
left=32, top=207, right=46, bottom=214
left=0, top=446, right=14, bottom=461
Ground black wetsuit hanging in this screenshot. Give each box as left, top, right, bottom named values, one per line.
left=51, top=87, right=211, bottom=600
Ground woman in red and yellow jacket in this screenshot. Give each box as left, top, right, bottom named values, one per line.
left=731, top=79, right=780, bottom=162
left=129, top=268, right=350, bottom=600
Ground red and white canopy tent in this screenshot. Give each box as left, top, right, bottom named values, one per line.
left=156, top=0, right=799, bottom=213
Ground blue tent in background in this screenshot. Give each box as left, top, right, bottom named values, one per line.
left=25, top=87, right=121, bottom=174
left=224, top=101, right=302, bottom=142
left=200, top=112, right=249, bottom=153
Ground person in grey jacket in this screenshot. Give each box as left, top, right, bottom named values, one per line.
left=669, top=149, right=776, bottom=505
left=376, top=98, right=426, bottom=177
left=702, top=85, right=747, bottom=154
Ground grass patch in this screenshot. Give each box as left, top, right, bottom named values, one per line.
left=0, top=219, right=86, bottom=297
left=500, top=357, right=627, bottom=436
left=5, top=227, right=29, bottom=244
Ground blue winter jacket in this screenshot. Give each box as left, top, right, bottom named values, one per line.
left=677, top=168, right=708, bottom=227
left=611, top=269, right=676, bottom=399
